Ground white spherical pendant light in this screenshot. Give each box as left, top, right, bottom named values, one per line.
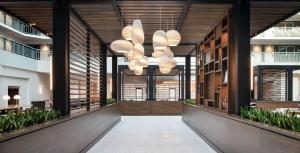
left=132, top=19, right=144, bottom=45
left=122, top=25, right=133, bottom=41
left=159, top=66, right=172, bottom=74
left=153, top=30, right=168, bottom=50
left=110, top=40, right=133, bottom=53
left=162, top=47, right=174, bottom=58
left=152, top=49, right=164, bottom=58
left=126, top=50, right=134, bottom=61
left=128, top=60, right=137, bottom=70
left=134, top=66, right=143, bottom=75
left=133, top=44, right=144, bottom=59
left=158, top=57, right=177, bottom=69
left=166, top=30, right=181, bottom=46
left=138, top=56, right=148, bottom=67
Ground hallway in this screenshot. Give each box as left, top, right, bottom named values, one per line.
left=87, top=116, right=216, bottom=153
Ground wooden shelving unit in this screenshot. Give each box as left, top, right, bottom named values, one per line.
left=196, top=14, right=229, bottom=111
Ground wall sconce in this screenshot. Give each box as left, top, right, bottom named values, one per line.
left=2, top=95, right=10, bottom=100
left=13, top=95, right=20, bottom=105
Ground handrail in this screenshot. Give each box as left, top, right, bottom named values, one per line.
left=251, top=52, right=300, bottom=63
left=0, top=10, right=41, bottom=36
left=257, top=27, right=300, bottom=37
left=0, top=35, right=41, bottom=60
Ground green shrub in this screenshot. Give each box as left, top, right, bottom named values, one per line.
left=107, top=98, right=117, bottom=104
left=185, top=99, right=196, bottom=105
left=0, top=108, right=60, bottom=133
left=240, top=106, right=300, bottom=132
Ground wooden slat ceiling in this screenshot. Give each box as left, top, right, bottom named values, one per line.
left=250, top=3, right=300, bottom=36
left=1, top=1, right=300, bottom=56
left=1, top=3, right=52, bottom=34
left=117, top=0, right=186, bottom=43
left=180, top=3, right=231, bottom=43
left=72, top=3, right=122, bottom=44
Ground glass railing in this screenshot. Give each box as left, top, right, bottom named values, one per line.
left=255, top=27, right=300, bottom=38
left=0, top=36, right=40, bottom=60
left=0, top=10, right=41, bottom=36
left=251, top=52, right=300, bottom=64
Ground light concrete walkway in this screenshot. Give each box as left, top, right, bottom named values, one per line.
left=87, top=116, right=216, bottom=153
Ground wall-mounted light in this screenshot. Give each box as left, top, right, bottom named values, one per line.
left=39, top=85, right=43, bottom=94
left=2, top=95, right=10, bottom=100
left=13, top=95, right=20, bottom=105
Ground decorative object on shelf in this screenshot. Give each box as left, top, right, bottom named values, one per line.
left=224, top=69, right=228, bottom=83
left=222, top=96, right=228, bottom=110
left=110, top=40, right=133, bottom=53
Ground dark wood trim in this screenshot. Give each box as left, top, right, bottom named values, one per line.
left=185, top=55, right=191, bottom=99
left=111, top=0, right=124, bottom=27
left=176, top=0, right=191, bottom=32
left=52, top=0, right=70, bottom=115
left=287, top=68, right=293, bottom=101
left=86, top=29, right=91, bottom=110
left=251, top=7, right=300, bottom=37
left=112, top=55, right=118, bottom=100
left=228, top=0, right=250, bottom=114
left=101, top=43, right=108, bottom=106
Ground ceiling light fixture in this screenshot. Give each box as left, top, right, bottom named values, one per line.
left=166, top=11, right=181, bottom=46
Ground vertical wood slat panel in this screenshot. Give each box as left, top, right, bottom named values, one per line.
left=69, top=11, right=105, bottom=110
left=70, top=12, right=88, bottom=110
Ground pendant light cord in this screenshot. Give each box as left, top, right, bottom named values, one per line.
left=160, top=5, right=161, bottom=30
left=172, top=11, right=173, bottom=30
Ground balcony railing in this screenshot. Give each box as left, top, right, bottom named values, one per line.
left=251, top=52, right=300, bottom=64
left=0, top=10, right=41, bottom=36
left=0, top=36, right=40, bottom=60
left=256, top=27, right=300, bottom=38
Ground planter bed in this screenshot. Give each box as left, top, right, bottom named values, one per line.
left=182, top=103, right=300, bottom=153
left=0, top=103, right=121, bottom=153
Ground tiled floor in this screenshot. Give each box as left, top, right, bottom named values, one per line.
left=87, top=116, right=216, bottom=153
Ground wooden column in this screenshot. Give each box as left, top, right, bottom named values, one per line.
left=228, top=0, right=250, bottom=114
left=86, top=30, right=91, bottom=110
left=185, top=56, right=191, bottom=99
left=257, top=67, right=264, bottom=101
left=180, top=66, right=185, bottom=100
left=148, top=66, right=155, bottom=100
left=287, top=68, right=293, bottom=101
left=112, top=56, right=118, bottom=100
left=52, top=0, right=70, bottom=115
left=100, top=43, right=107, bottom=106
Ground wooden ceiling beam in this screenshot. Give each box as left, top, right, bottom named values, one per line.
left=111, top=0, right=124, bottom=27
left=176, top=0, right=191, bottom=32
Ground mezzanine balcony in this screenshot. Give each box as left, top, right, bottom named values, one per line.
left=251, top=51, right=300, bottom=66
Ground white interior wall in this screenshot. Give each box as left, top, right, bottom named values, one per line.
left=293, top=73, right=300, bottom=101
left=0, top=65, right=51, bottom=106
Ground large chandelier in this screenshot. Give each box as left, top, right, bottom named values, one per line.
left=110, top=40, right=133, bottom=53
left=152, top=9, right=179, bottom=74
left=111, top=16, right=147, bottom=75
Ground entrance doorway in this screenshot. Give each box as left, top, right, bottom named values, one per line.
left=8, top=86, right=19, bottom=105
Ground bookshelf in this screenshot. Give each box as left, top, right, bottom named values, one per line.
left=196, top=14, right=229, bottom=111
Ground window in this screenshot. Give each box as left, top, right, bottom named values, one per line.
left=277, top=22, right=294, bottom=31
left=278, top=46, right=295, bottom=52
